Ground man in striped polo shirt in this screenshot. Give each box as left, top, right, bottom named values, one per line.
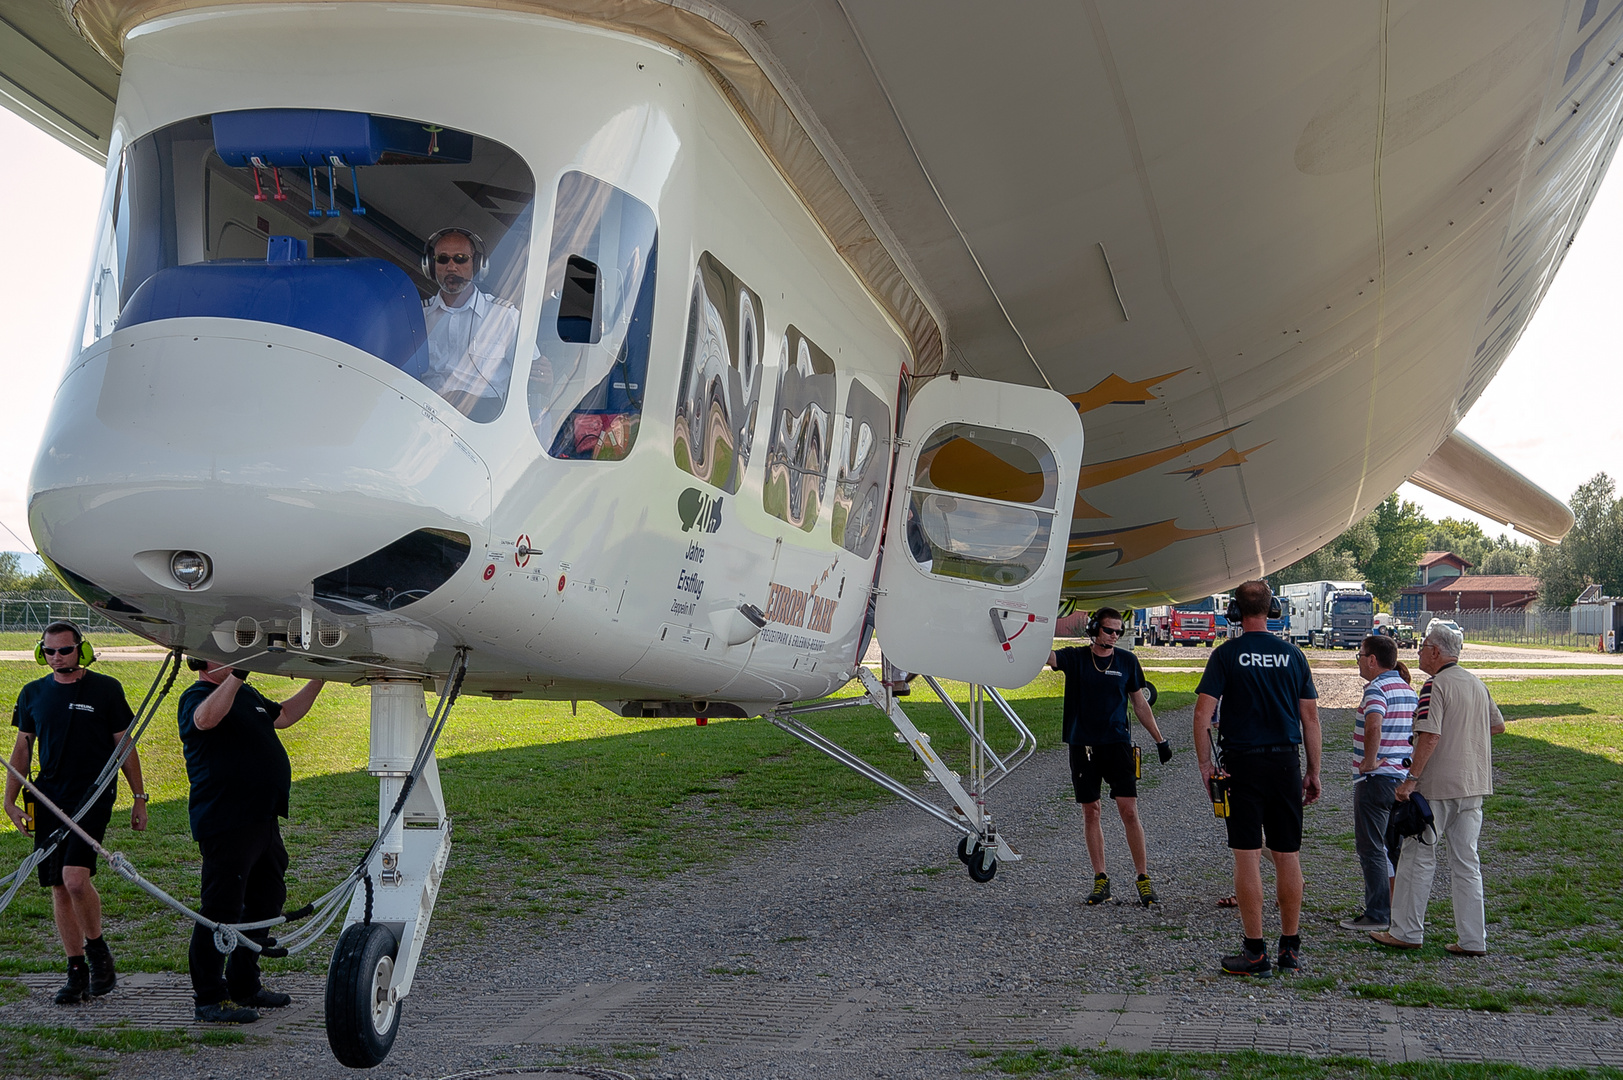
left=1339, top=633, right=1417, bottom=932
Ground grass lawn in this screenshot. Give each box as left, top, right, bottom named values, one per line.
left=986, top=1045, right=1623, bottom=1079
left=0, top=660, right=1200, bottom=982
left=1294, top=675, right=1623, bottom=1015
left=0, top=632, right=150, bottom=652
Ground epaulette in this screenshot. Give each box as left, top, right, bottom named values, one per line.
left=490, top=296, right=516, bottom=309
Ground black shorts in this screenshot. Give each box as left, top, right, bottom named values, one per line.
left=1222, top=749, right=1303, bottom=853
left=33, top=796, right=112, bottom=887
left=1069, top=742, right=1138, bottom=803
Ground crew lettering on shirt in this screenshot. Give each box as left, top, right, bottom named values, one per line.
left=1237, top=653, right=1293, bottom=667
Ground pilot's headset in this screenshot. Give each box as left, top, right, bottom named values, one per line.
left=421, top=228, right=488, bottom=283
left=1085, top=610, right=1121, bottom=638
left=35, top=622, right=94, bottom=668
left=1225, top=591, right=1283, bottom=622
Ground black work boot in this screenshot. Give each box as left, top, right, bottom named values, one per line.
left=84, top=936, right=116, bottom=996
left=54, top=958, right=89, bottom=1005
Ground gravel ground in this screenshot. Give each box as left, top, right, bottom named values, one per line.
left=6, top=667, right=1621, bottom=1078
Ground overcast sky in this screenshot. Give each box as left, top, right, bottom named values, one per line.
left=1, top=107, right=1618, bottom=558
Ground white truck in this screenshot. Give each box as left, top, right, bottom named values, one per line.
left=1280, top=580, right=1376, bottom=650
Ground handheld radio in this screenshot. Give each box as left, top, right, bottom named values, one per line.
left=1207, top=729, right=1231, bottom=818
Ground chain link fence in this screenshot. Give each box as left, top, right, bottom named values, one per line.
left=1418, top=607, right=1601, bottom=650
left=0, top=591, right=124, bottom=634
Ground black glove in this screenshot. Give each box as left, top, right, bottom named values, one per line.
left=231, top=668, right=250, bottom=682
left=1156, top=740, right=1173, bottom=765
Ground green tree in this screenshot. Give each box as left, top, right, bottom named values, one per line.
left=18, top=564, right=63, bottom=591
left=0, top=552, right=21, bottom=592
left=1536, top=473, right=1623, bottom=607
left=1425, top=517, right=1489, bottom=571
left=1361, top=494, right=1431, bottom=605
left=1480, top=544, right=1531, bottom=575
left=1273, top=494, right=1430, bottom=607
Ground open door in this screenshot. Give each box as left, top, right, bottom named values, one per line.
left=875, top=374, right=1083, bottom=688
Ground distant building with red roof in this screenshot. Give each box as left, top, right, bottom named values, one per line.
left=1396, top=552, right=1538, bottom=617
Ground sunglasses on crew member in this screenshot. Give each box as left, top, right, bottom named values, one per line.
left=39, top=646, right=78, bottom=656
left=1096, top=625, right=1123, bottom=636
left=433, top=253, right=473, bottom=265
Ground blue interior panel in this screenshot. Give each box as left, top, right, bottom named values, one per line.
left=117, top=256, right=428, bottom=371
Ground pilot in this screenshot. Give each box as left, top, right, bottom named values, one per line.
left=420, top=228, right=519, bottom=421
left=178, top=660, right=325, bottom=1024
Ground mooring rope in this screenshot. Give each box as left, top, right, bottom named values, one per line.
left=1, top=647, right=469, bottom=957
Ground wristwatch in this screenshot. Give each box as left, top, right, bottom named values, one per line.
left=132, top=793, right=150, bottom=802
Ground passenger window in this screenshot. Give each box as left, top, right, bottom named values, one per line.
left=763, top=327, right=836, bottom=532
left=904, top=423, right=1058, bottom=586
left=530, top=172, right=658, bottom=460
left=830, top=381, right=891, bottom=558
left=80, top=110, right=536, bottom=423
left=673, top=253, right=764, bottom=492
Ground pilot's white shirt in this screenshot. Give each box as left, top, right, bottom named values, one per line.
left=422, top=289, right=519, bottom=402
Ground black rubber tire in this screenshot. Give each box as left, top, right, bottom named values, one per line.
left=957, top=836, right=975, bottom=865
left=966, top=852, right=998, bottom=883
left=325, top=922, right=401, bottom=1068
left=1142, top=682, right=1158, bottom=708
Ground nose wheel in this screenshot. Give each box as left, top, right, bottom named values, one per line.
left=325, top=921, right=401, bottom=1068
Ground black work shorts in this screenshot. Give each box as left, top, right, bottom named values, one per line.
left=1222, top=749, right=1303, bottom=853
left=1069, top=741, right=1138, bottom=803
left=33, top=796, right=112, bottom=887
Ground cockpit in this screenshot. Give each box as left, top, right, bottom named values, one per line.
left=80, top=109, right=658, bottom=458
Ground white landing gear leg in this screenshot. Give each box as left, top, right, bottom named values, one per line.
left=326, top=679, right=452, bottom=1068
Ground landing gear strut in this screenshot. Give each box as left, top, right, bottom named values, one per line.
left=325, top=678, right=452, bottom=1068
left=771, top=666, right=1035, bottom=882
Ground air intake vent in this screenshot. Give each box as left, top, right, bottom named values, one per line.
left=317, top=621, right=345, bottom=648
left=235, top=617, right=262, bottom=649
left=314, top=529, right=472, bottom=614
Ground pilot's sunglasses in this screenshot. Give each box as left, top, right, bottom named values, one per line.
left=434, top=253, right=473, bottom=265
left=1097, top=625, right=1123, bottom=636
left=39, top=646, right=78, bottom=656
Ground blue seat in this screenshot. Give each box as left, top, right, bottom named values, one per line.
left=118, top=256, right=427, bottom=371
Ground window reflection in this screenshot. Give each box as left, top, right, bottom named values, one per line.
left=905, top=421, right=1059, bottom=587
left=763, top=328, right=835, bottom=531
left=673, top=253, right=762, bottom=490
left=830, top=380, right=890, bottom=558
left=530, top=172, right=658, bottom=460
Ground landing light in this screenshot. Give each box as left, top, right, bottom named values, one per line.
left=170, top=551, right=210, bottom=588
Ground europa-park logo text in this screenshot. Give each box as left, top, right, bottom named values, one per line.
left=678, top=488, right=723, bottom=533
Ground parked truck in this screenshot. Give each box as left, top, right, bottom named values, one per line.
left=1280, top=580, right=1376, bottom=649
left=1143, top=602, right=1218, bottom=646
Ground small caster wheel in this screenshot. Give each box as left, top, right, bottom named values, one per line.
left=957, top=836, right=975, bottom=865
left=966, top=853, right=998, bottom=883
left=1142, top=682, right=1158, bottom=708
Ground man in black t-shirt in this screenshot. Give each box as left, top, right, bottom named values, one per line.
left=4, top=622, right=147, bottom=1005
left=1049, top=607, right=1172, bottom=906
left=1194, top=581, right=1321, bottom=977
left=178, top=659, right=324, bottom=1024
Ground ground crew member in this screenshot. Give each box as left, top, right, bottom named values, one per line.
left=4, top=621, right=147, bottom=1004
left=1194, top=581, right=1321, bottom=976
left=179, top=660, right=324, bottom=1023
left=1049, top=607, right=1173, bottom=906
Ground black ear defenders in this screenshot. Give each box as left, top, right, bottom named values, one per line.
left=1085, top=611, right=1102, bottom=637
left=1226, top=594, right=1283, bottom=622
left=186, top=657, right=210, bottom=672
left=421, top=227, right=488, bottom=282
